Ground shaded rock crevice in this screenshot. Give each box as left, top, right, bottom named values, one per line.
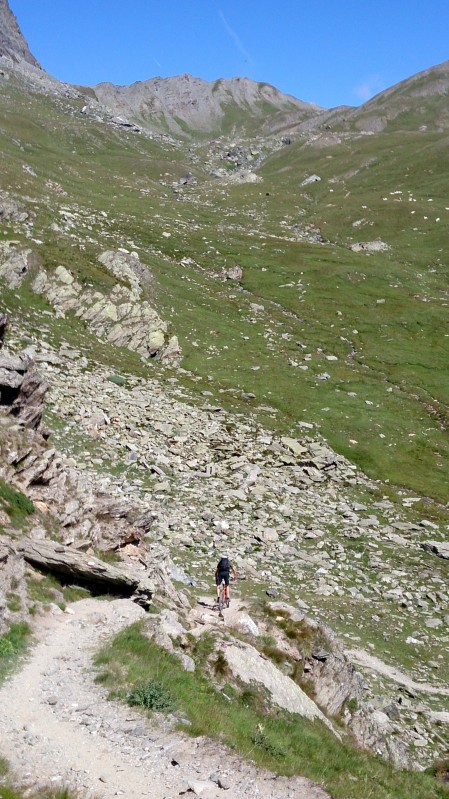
left=0, top=317, right=48, bottom=430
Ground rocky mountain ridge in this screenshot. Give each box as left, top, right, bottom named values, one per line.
left=91, top=74, right=323, bottom=138
left=0, top=0, right=40, bottom=68
left=324, top=57, right=449, bottom=134
left=4, top=0, right=449, bottom=138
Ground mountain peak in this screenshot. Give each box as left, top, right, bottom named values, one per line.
left=92, top=74, right=321, bottom=138
left=0, top=0, right=41, bottom=68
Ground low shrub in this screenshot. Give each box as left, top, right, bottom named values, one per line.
left=213, top=650, right=230, bottom=677
left=426, top=757, right=449, bottom=782
left=346, top=698, right=359, bottom=714
left=127, top=681, right=175, bottom=712
left=251, top=724, right=287, bottom=759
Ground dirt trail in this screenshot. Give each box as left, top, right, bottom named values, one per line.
left=347, top=648, right=449, bottom=696
left=0, top=598, right=329, bottom=799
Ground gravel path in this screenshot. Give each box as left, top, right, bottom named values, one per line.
left=347, top=648, right=449, bottom=696
left=0, top=598, right=329, bottom=799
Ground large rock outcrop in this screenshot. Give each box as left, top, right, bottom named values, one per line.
left=0, top=243, right=35, bottom=288
left=0, top=317, right=48, bottom=430
left=224, top=639, right=336, bottom=730
left=0, top=194, right=30, bottom=226
left=0, top=244, right=180, bottom=363
left=264, top=602, right=416, bottom=769
left=31, top=251, right=180, bottom=363
left=19, top=538, right=155, bottom=608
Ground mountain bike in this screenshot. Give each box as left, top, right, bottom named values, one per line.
left=217, top=578, right=230, bottom=611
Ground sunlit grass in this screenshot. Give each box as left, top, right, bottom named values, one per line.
left=94, top=622, right=448, bottom=799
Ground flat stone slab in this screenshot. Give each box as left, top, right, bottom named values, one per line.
left=224, top=641, right=336, bottom=733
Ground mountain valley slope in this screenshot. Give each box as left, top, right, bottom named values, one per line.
left=0, top=2, right=449, bottom=797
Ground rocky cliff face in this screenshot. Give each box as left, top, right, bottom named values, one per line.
left=0, top=0, right=40, bottom=67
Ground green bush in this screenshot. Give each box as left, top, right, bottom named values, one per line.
left=251, top=725, right=287, bottom=759
left=346, top=698, right=359, bottom=714
left=127, top=681, right=175, bottom=712
left=0, top=479, right=35, bottom=525
left=259, top=639, right=287, bottom=665
left=213, top=650, right=230, bottom=676
left=425, top=757, right=449, bottom=782
left=6, top=592, right=22, bottom=613
left=0, top=638, right=15, bottom=657
left=106, top=374, right=126, bottom=386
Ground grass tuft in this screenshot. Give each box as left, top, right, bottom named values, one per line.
left=0, top=623, right=31, bottom=683
left=0, top=479, right=35, bottom=527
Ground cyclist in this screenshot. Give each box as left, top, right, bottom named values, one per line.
left=215, top=555, right=236, bottom=606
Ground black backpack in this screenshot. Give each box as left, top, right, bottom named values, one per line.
left=218, top=557, right=230, bottom=573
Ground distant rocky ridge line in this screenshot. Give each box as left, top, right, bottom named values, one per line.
left=4, top=0, right=449, bottom=137
left=90, top=73, right=323, bottom=137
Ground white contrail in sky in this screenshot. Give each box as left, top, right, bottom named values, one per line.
left=218, top=9, right=254, bottom=65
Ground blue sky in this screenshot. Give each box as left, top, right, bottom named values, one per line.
left=11, top=0, right=449, bottom=108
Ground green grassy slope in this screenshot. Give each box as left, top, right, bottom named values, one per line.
left=0, top=72, right=448, bottom=508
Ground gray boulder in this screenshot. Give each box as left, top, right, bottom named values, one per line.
left=421, top=540, right=449, bottom=559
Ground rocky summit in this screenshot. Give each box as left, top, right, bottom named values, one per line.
left=0, top=0, right=40, bottom=67
left=0, top=3, right=448, bottom=799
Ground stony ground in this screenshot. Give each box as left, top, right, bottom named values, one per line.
left=0, top=597, right=329, bottom=799
left=1, top=319, right=448, bottom=766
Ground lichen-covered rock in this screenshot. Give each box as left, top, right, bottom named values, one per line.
left=421, top=540, right=449, bottom=559
left=98, top=250, right=147, bottom=297
left=10, top=371, right=48, bottom=429
left=0, top=539, right=26, bottom=634
left=0, top=244, right=35, bottom=287
left=32, top=255, right=178, bottom=362
left=0, top=192, right=29, bottom=224
left=350, top=240, right=390, bottom=253
left=222, top=265, right=243, bottom=281
left=266, top=602, right=365, bottom=717
left=351, top=709, right=413, bottom=768
left=161, top=335, right=181, bottom=363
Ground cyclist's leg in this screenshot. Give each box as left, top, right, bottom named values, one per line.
left=215, top=572, right=221, bottom=602
left=218, top=579, right=226, bottom=610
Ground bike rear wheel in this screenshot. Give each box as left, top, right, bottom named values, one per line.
left=218, top=581, right=226, bottom=611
